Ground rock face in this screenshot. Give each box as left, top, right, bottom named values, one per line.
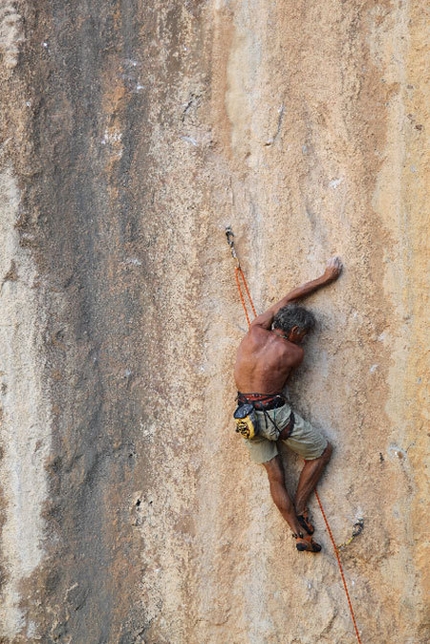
left=0, top=1, right=428, bottom=642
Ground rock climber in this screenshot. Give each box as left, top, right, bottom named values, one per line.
left=234, top=257, right=343, bottom=552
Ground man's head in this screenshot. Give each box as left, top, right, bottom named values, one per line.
left=272, top=304, right=316, bottom=341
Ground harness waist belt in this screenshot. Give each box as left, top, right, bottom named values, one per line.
left=237, top=392, right=286, bottom=411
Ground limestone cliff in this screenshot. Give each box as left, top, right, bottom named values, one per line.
left=0, top=1, right=428, bottom=642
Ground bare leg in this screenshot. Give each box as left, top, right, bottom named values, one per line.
left=263, top=455, right=304, bottom=535
left=295, top=443, right=333, bottom=516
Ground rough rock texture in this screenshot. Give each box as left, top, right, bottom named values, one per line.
left=0, top=1, right=428, bottom=642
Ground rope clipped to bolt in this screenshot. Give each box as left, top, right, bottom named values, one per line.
left=225, top=226, right=257, bottom=327
left=225, top=226, right=363, bottom=644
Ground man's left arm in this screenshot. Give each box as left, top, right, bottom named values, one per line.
left=250, top=257, right=343, bottom=329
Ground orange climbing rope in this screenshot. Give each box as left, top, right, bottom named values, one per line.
left=234, top=266, right=257, bottom=327
left=226, top=227, right=257, bottom=327
left=226, top=227, right=363, bottom=644
left=315, top=490, right=363, bottom=644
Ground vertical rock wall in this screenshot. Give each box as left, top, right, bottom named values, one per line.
left=0, top=1, right=428, bottom=642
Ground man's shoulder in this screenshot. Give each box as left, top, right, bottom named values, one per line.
left=244, top=325, right=274, bottom=350
left=248, top=324, right=272, bottom=339
left=248, top=326, right=304, bottom=359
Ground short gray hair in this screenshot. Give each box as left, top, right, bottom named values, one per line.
left=273, top=304, right=316, bottom=334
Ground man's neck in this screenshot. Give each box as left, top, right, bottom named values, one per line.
left=273, top=329, right=291, bottom=342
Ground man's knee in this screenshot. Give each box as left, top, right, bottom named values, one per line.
left=322, top=441, right=333, bottom=462
left=304, top=442, right=332, bottom=464
left=263, top=455, right=284, bottom=485
left=263, top=456, right=294, bottom=513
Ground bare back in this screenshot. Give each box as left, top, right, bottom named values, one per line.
left=234, top=326, right=304, bottom=394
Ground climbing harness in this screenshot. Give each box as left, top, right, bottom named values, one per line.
left=234, top=392, right=293, bottom=441
left=226, top=227, right=363, bottom=644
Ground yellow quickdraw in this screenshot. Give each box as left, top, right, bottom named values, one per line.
left=337, top=519, right=364, bottom=550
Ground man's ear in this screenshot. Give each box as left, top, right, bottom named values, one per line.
left=286, top=326, right=299, bottom=341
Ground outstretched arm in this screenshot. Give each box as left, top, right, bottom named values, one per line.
left=251, top=257, right=343, bottom=329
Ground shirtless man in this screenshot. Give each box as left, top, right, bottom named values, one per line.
left=234, top=258, right=342, bottom=552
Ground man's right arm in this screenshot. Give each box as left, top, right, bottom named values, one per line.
left=250, top=257, right=343, bottom=330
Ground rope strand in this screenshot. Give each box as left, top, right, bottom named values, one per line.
left=315, top=490, right=362, bottom=643
left=235, top=266, right=257, bottom=326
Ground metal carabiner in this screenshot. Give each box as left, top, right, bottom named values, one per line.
left=225, top=226, right=240, bottom=267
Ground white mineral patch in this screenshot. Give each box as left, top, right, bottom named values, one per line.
left=101, top=129, right=123, bottom=145
left=0, top=167, right=51, bottom=638
left=180, top=135, right=198, bottom=146
left=0, top=2, right=24, bottom=70
left=124, top=257, right=142, bottom=265
left=388, top=444, right=407, bottom=461
left=329, top=177, right=343, bottom=189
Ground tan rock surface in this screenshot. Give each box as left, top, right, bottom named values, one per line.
left=0, top=1, right=428, bottom=642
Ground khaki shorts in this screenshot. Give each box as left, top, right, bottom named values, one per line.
left=243, top=402, right=328, bottom=465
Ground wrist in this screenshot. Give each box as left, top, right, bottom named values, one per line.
left=318, top=274, right=330, bottom=284
left=321, top=272, right=335, bottom=283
